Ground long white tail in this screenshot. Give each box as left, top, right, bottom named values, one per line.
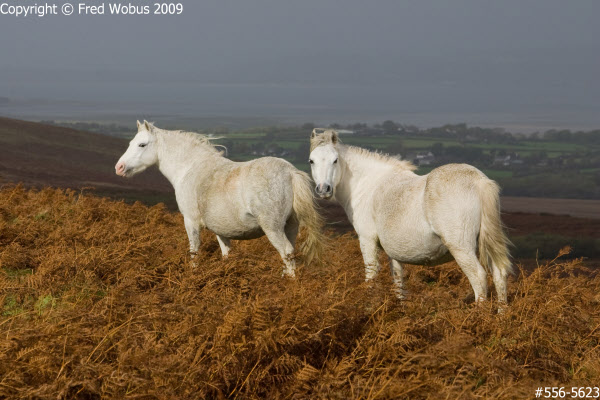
left=477, top=179, right=512, bottom=276
left=291, top=171, right=325, bottom=264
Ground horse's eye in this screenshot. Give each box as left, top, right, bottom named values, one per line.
left=309, top=159, right=314, bottom=164
left=139, top=143, right=147, bottom=148
left=333, top=158, right=338, bottom=164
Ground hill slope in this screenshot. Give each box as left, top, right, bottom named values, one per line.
left=0, top=116, right=172, bottom=202
left=1, top=186, right=599, bottom=398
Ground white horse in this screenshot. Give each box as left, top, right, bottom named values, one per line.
left=309, top=129, right=511, bottom=303
left=115, top=121, right=323, bottom=276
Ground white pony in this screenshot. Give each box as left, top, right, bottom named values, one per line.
left=309, top=129, right=511, bottom=303
left=115, top=121, right=323, bottom=276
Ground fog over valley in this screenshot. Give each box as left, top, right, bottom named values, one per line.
left=1, top=0, right=598, bottom=131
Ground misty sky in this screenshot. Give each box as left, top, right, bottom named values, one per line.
left=1, top=0, right=599, bottom=130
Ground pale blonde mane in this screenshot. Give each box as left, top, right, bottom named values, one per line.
left=311, top=128, right=416, bottom=171
left=345, top=146, right=417, bottom=171
left=310, top=129, right=338, bottom=151
left=150, top=123, right=226, bottom=155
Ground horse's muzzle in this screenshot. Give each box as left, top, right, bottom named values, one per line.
left=315, top=183, right=333, bottom=199
left=115, top=162, right=127, bottom=177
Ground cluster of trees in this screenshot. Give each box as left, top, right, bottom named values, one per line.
left=320, top=120, right=600, bottom=146
left=540, top=129, right=600, bottom=145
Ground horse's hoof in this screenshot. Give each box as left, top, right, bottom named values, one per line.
left=462, top=292, right=476, bottom=304
left=281, top=270, right=296, bottom=278
left=394, top=288, right=408, bottom=300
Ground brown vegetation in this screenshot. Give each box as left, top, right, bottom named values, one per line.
left=1, top=186, right=600, bottom=399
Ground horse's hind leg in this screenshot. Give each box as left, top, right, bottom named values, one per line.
left=216, top=235, right=231, bottom=258
left=263, top=227, right=296, bottom=277
left=491, top=261, right=508, bottom=303
left=284, top=216, right=299, bottom=248
left=390, top=258, right=406, bottom=299
left=447, top=245, right=488, bottom=302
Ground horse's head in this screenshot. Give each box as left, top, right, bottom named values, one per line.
left=115, top=120, right=159, bottom=177
left=309, top=128, right=341, bottom=200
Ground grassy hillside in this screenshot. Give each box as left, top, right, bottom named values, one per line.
left=0, top=117, right=173, bottom=205
left=1, top=186, right=599, bottom=398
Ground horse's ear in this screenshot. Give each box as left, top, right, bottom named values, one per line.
left=136, top=120, right=141, bottom=131
left=331, top=130, right=339, bottom=144
left=311, top=128, right=325, bottom=138
left=144, top=120, right=152, bottom=132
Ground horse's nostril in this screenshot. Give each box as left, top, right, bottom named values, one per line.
left=115, top=163, right=126, bottom=174
left=314, top=184, right=332, bottom=196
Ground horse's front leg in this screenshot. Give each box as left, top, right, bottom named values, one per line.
left=359, top=236, right=380, bottom=281
left=216, top=235, right=231, bottom=258
left=390, top=258, right=406, bottom=299
left=183, top=216, right=201, bottom=260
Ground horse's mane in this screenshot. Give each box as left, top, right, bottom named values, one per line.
left=310, top=129, right=338, bottom=151
left=172, top=130, right=226, bottom=154
left=345, top=145, right=417, bottom=171
left=311, top=128, right=416, bottom=172
left=150, top=123, right=226, bottom=155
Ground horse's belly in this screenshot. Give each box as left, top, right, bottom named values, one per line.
left=388, top=247, right=452, bottom=266
left=381, top=231, right=452, bottom=266
left=205, top=212, right=263, bottom=240
left=223, top=227, right=265, bottom=240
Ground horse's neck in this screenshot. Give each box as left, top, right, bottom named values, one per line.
left=156, top=132, right=227, bottom=187
left=336, top=147, right=413, bottom=214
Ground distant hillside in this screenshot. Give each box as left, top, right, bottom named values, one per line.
left=0, top=117, right=173, bottom=205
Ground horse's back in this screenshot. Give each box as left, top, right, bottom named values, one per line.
left=238, top=157, right=297, bottom=221
left=426, top=163, right=487, bottom=189
left=243, top=156, right=295, bottom=177
left=423, top=163, right=488, bottom=211
left=239, top=157, right=296, bottom=193
left=422, top=163, right=490, bottom=242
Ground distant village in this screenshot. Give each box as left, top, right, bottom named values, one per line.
left=42, top=119, right=600, bottom=199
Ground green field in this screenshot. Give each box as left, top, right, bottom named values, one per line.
left=216, top=128, right=599, bottom=199
left=220, top=131, right=595, bottom=159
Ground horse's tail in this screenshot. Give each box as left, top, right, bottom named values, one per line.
left=291, top=171, right=325, bottom=265
left=477, top=178, right=512, bottom=277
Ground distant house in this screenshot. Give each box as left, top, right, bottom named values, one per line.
left=493, top=155, right=512, bottom=166
left=414, top=151, right=435, bottom=166
left=493, top=155, right=523, bottom=167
